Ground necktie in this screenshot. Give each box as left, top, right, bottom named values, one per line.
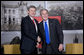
left=32, top=19, right=35, bottom=25
left=32, top=19, right=38, bottom=32
left=44, top=22, right=50, bottom=44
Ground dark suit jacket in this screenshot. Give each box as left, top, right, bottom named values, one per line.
left=20, top=15, right=38, bottom=52
left=38, top=18, right=64, bottom=53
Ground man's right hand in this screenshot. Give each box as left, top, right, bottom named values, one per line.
left=36, top=36, right=42, bottom=48
left=37, top=36, right=41, bottom=42
left=36, top=42, right=39, bottom=48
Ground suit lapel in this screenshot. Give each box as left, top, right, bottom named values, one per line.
left=40, top=21, right=45, bottom=40
left=49, top=19, right=53, bottom=30
left=27, top=15, right=36, bottom=32
left=48, top=19, right=53, bottom=40
left=41, top=21, right=45, bottom=35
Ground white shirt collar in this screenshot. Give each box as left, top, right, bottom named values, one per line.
left=29, top=15, right=34, bottom=20
left=43, top=19, right=48, bottom=23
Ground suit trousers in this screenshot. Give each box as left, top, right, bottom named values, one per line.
left=21, top=47, right=37, bottom=54
left=46, top=44, right=62, bottom=54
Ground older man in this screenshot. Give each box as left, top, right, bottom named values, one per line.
left=38, top=9, right=64, bottom=54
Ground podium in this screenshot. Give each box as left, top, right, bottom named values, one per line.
left=3, top=44, right=21, bottom=54
left=66, top=43, right=83, bottom=54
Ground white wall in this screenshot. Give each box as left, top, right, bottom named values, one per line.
left=1, top=31, right=21, bottom=44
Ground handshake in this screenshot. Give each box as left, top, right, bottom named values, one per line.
left=36, top=36, right=42, bottom=48
left=36, top=36, right=63, bottom=51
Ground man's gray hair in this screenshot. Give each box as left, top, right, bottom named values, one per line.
left=40, top=9, right=48, bottom=15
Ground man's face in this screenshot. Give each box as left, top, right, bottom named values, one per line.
left=41, top=10, right=48, bottom=21
left=28, top=8, right=36, bottom=17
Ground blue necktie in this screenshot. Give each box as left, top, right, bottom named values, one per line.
left=44, top=22, right=50, bottom=44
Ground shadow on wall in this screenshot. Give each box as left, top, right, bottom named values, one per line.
left=10, top=36, right=21, bottom=44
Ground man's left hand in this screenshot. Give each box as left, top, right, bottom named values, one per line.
left=58, top=44, right=63, bottom=51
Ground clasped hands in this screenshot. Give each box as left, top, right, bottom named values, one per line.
left=36, top=36, right=41, bottom=48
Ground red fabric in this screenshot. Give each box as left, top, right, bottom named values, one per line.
left=32, top=19, right=35, bottom=25
left=38, top=44, right=42, bottom=48
left=34, top=16, right=61, bottom=24
left=38, top=42, right=42, bottom=48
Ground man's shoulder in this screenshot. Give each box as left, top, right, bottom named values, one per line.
left=22, top=15, right=29, bottom=19
left=22, top=15, right=31, bottom=21
left=49, top=18, right=59, bottom=22
left=39, top=21, right=43, bottom=24
left=38, top=21, right=43, bottom=27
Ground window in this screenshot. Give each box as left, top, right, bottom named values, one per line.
left=9, top=9, right=11, bottom=14
left=4, top=9, right=6, bottom=14
left=13, top=10, right=15, bottom=14
left=13, top=18, right=15, bottom=21
left=4, top=17, right=6, bottom=23
left=13, top=17, right=15, bottom=24
left=9, top=17, right=11, bottom=25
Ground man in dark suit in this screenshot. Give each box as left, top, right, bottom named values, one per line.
left=38, top=9, right=64, bottom=54
left=20, top=5, right=38, bottom=54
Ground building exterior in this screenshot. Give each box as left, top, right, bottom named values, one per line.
left=1, top=1, right=44, bottom=31
left=1, top=1, right=28, bottom=31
